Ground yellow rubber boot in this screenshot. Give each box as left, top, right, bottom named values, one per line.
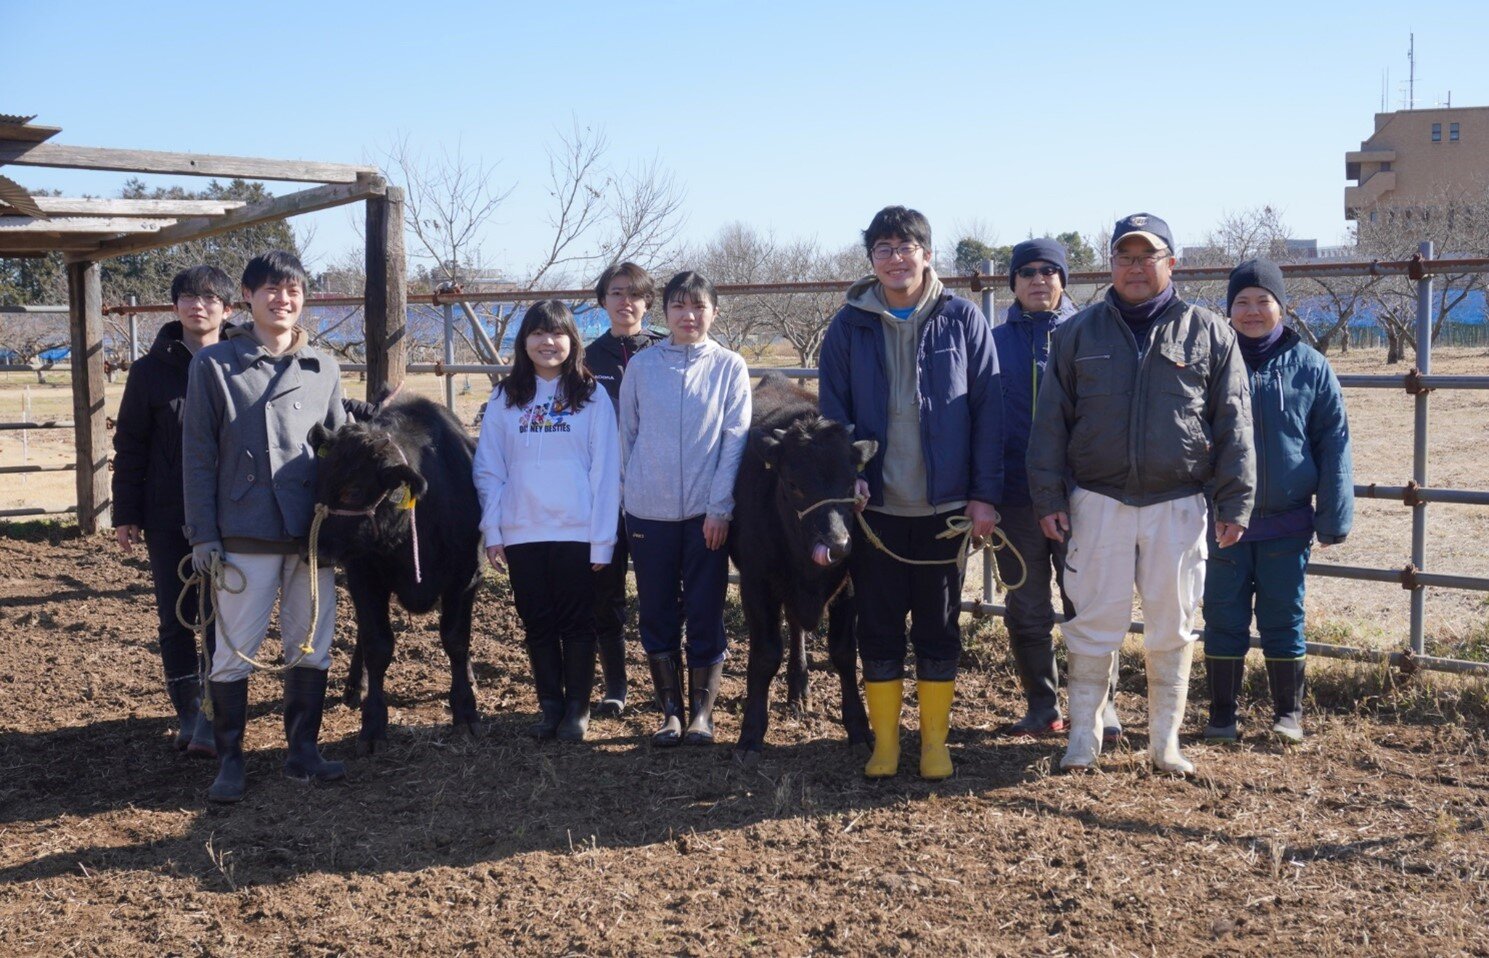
left=918, top=680, right=955, bottom=780
left=863, top=680, right=904, bottom=778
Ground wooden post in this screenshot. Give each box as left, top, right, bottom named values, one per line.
left=67, top=259, right=110, bottom=533
left=364, top=187, right=407, bottom=401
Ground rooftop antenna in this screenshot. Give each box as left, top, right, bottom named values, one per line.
left=1408, top=33, right=1415, bottom=110
left=1381, top=69, right=1388, bottom=112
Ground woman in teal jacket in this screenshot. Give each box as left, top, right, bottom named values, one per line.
left=1204, top=259, right=1353, bottom=745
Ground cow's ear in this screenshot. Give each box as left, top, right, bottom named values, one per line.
left=308, top=422, right=332, bottom=453
left=852, top=439, right=878, bottom=469
left=759, top=432, right=782, bottom=469
left=380, top=463, right=428, bottom=499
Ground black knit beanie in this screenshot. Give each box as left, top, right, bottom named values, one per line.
left=1227, top=258, right=1287, bottom=313
left=1008, top=237, right=1069, bottom=292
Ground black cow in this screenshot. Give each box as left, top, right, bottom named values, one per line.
left=729, top=374, right=877, bottom=762
left=308, top=395, right=482, bottom=751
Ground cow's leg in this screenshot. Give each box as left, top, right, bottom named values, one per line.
left=440, top=572, right=481, bottom=736
left=827, top=589, right=870, bottom=749
left=785, top=621, right=810, bottom=716
left=734, top=578, right=782, bottom=763
left=342, top=638, right=366, bottom=709
left=348, top=579, right=394, bottom=754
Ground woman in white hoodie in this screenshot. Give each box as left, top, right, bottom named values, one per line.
left=620, top=271, right=751, bottom=747
left=473, top=300, right=620, bottom=743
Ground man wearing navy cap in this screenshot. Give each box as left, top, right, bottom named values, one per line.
left=1027, top=213, right=1255, bottom=776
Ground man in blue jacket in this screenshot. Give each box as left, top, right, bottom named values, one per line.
left=992, top=238, right=1115, bottom=738
left=1203, top=259, right=1352, bottom=745
left=819, top=205, right=1002, bottom=781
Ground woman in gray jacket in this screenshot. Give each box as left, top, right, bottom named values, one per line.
left=618, top=271, right=751, bottom=747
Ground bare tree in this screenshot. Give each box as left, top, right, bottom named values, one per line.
left=762, top=241, right=861, bottom=366
left=1355, top=187, right=1489, bottom=363
left=686, top=223, right=781, bottom=358
left=0, top=309, right=69, bottom=383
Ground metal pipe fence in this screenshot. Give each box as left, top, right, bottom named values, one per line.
left=9, top=256, right=1489, bottom=674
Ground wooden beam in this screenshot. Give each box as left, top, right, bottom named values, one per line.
left=31, top=197, right=245, bottom=217
left=0, top=217, right=174, bottom=234
left=0, top=121, right=61, bottom=143
left=78, top=175, right=386, bottom=261
left=0, top=141, right=378, bottom=183
left=364, top=187, right=408, bottom=399
left=67, top=260, right=111, bottom=533
left=0, top=235, right=104, bottom=253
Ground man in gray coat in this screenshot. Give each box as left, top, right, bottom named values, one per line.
left=1028, top=213, right=1255, bottom=776
left=183, top=250, right=347, bottom=803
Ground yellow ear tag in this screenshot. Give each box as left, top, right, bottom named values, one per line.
left=390, top=484, right=416, bottom=510
left=316, top=445, right=329, bottom=458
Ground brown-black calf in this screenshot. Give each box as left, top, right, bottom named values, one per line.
left=729, top=374, right=877, bottom=762
left=308, top=396, right=482, bottom=751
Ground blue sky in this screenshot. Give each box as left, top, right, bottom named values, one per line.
left=7, top=0, right=1489, bottom=281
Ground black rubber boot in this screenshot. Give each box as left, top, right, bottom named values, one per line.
left=283, top=667, right=346, bottom=783
left=1266, top=657, right=1306, bottom=745
left=1204, top=656, right=1246, bottom=743
left=207, top=679, right=249, bottom=804
left=1008, top=641, right=1064, bottom=736
left=648, top=651, right=685, bottom=747
left=558, top=641, right=595, bottom=742
left=684, top=661, right=724, bottom=745
left=167, top=675, right=201, bottom=752
left=527, top=641, right=565, bottom=740
left=595, top=634, right=628, bottom=717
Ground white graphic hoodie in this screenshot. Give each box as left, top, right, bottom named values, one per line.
left=473, top=376, right=621, bottom=564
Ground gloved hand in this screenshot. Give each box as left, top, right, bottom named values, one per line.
left=192, top=540, right=223, bottom=575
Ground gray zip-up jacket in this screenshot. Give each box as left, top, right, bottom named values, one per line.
left=1027, top=294, right=1255, bottom=525
left=618, top=336, right=751, bottom=522
left=182, top=325, right=347, bottom=548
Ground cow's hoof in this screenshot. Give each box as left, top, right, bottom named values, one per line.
left=732, top=748, right=762, bottom=768
left=849, top=740, right=873, bottom=761
left=356, top=736, right=387, bottom=757
left=787, top=699, right=809, bottom=719
left=452, top=720, right=483, bottom=739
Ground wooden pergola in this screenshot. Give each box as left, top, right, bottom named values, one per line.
left=0, top=114, right=408, bottom=533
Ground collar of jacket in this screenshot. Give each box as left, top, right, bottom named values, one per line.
left=225, top=324, right=319, bottom=370
left=839, top=291, right=954, bottom=329
left=1004, top=295, right=1077, bottom=326
left=657, top=335, right=721, bottom=356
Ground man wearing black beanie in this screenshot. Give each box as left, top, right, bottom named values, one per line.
left=991, top=238, right=1120, bottom=741
left=1203, top=258, right=1353, bottom=746
left=1028, top=212, right=1256, bottom=777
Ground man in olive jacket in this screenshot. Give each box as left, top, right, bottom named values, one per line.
left=1028, top=212, right=1255, bottom=776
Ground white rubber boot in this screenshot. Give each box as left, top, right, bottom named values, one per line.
left=1060, top=651, right=1116, bottom=771
left=1101, top=652, right=1123, bottom=743
left=1146, top=644, right=1196, bottom=776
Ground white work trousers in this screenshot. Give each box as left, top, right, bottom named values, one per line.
left=1060, top=488, right=1207, bottom=656
left=209, top=552, right=337, bottom=682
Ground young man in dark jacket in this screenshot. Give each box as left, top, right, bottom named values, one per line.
left=819, top=206, right=1002, bottom=780
left=112, top=265, right=236, bottom=758
left=1203, top=259, right=1352, bottom=745
left=1028, top=212, right=1255, bottom=776
left=585, top=262, right=666, bottom=717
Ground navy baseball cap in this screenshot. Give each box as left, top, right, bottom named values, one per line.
left=1111, top=213, right=1174, bottom=253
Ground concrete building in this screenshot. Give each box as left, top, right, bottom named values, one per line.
left=1345, top=106, right=1489, bottom=221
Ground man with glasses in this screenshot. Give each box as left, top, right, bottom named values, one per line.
left=819, top=205, right=1002, bottom=780
left=1028, top=213, right=1254, bottom=776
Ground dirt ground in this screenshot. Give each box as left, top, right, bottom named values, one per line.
left=2, top=533, right=1487, bottom=956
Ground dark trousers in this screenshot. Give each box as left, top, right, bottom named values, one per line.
left=592, top=512, right=630, bottom=644
left=144, top=526, right=214, bottom=682
left=1203, top=534, right=1311, bottom=659
left=625, top=514, right=728, bottom=668
left=851, top=510, right=965, bottom=675
left=505, top=541, right=597, bottom=652
left=994, top=503, right=1074, bottom=650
